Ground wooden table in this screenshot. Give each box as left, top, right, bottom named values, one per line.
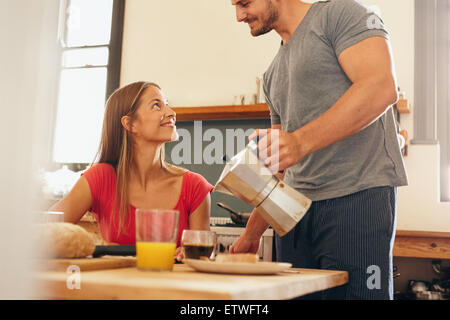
left=35, top=263, right=348, bottom=300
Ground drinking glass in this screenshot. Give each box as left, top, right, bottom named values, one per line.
left=135, top=209, right=179, bottom=271
left=181, top=230, right=217, bottom=260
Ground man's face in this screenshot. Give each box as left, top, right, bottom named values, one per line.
left=231, top=0, right=279, bottom=37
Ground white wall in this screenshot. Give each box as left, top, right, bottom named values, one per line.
left=363, top=0, right=450, bottom=232
left=121, top=0, right=279, bottom=106
left=398, top=145, right=450, bottom=231
left=121, top=0, right=450, bottom=232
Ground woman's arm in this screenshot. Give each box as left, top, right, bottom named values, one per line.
left=175, top=193, right=211, bottom=261
left=188, top=193, right=211, bottom=230
left=49, top=176, right=93, bottom=224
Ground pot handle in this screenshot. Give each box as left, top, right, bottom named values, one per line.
left=216, top=202, right=240, bottom=215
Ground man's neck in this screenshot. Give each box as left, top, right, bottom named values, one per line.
left=274, top=1, right=312, bottom=45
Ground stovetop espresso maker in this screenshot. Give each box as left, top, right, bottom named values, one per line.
left=214, top=139, right=312, bottom=236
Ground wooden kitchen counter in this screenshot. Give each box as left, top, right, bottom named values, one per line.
left=35, top=263, right=348, bottom=300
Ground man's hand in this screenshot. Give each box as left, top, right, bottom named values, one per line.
left=249, top=128, right=308, bottom=173
left=229, top=230, right=261, bottom=254
left=229, top=208, right=269, bottom=254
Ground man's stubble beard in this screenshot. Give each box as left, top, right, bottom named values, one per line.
left=251, top=0, right=279, bottom=37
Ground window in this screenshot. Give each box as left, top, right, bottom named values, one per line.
left=413, top=0, right=450, bottom=202
left=52, top=0, right=124, bottom=164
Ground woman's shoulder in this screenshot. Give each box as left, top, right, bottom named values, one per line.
left=183, top=170, right=211, bottom=185
left=82, top=162, right=116, bottom=181
left=181, top=170, right=214, bottom=197
left=178, top=170, right=213, bottom=213
left=86, top=162, right=115, bottom=172
left=81, top=163, right=117, bottom=202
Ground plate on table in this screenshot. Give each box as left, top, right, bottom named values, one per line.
left=183, top=259, right=293, bottom=275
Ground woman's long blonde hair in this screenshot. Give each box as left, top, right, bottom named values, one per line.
left=94, top=81, right=185, bottom=235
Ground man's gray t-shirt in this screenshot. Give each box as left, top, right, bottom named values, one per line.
left=264, top=0, right=408, bottom=201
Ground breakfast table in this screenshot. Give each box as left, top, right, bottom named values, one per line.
left=34, top=257, right=348, bottom=300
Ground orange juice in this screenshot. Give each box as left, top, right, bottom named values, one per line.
left=136, top=241, right=176, bottom=270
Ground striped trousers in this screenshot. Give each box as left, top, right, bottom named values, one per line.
left=275, top=186, right=397, bottom=300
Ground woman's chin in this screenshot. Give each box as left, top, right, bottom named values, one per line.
left=157, top=126, right=179, bottom=142
left=170, top=130, right=179, bottom=142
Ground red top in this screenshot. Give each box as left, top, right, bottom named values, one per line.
left=82, top=163, right=214, bottom=246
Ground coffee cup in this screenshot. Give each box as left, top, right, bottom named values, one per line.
left=181, top=230, right=217, bottom=260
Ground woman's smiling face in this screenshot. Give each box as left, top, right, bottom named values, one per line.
left=127, top=85, right=178, bottom=143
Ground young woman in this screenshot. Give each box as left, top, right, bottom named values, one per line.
left=50, top=81, right=213, bottom=258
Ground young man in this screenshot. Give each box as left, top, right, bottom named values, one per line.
left=229, top=0, right=408, bottom=300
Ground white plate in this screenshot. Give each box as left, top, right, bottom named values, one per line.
left=183, top=259, right=293, bottom=275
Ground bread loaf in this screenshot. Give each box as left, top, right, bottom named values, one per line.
left=215, top=253, right=259, bottom=263
left=36, top=222, right=96, bottom=258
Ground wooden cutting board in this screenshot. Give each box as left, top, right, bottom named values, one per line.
left=37, top=256, right=136, bottom=272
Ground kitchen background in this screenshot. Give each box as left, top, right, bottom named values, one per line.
left=1, top=0, right=449, bottom=299
left=121, top=0, right=450, bottom=232
left=119, top=0, right=450, bottom=296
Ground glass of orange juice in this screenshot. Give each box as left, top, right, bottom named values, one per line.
left=135, top=209, right=180, bottom=271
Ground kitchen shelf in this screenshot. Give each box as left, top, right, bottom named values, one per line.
left=172, top=104, right=270, bottom=122
left=172, top=99, right=411, bottom=122
left=394, top=230, right=450, bottom=259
